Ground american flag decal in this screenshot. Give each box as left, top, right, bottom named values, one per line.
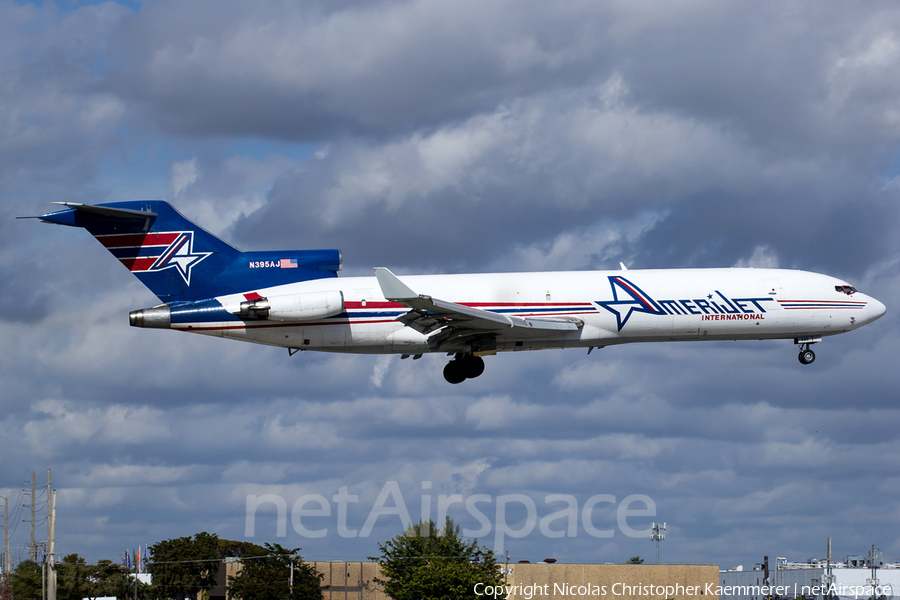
left=280, top=258, right=298, bottom=269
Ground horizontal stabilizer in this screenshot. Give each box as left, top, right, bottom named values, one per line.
left=20, top=202, right=158, bottom=229
left=49, top=202, right=159, bottom=220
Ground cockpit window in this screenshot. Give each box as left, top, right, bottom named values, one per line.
left=835, top=285, right=857, bottom=295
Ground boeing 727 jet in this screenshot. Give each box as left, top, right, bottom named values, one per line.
left=25, top=201, right=886, bottom=383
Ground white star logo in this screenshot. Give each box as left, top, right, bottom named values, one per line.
left=595, top=276, right=666, bottom=331
left=149, top=232, right=211, bottom=285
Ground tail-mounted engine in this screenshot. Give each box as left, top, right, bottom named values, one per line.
left=237, top=290, right=344, bottom=321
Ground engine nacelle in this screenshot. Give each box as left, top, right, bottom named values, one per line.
left=237, top=290, right=344, bottom=321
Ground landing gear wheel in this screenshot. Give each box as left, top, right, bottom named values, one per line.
left=798, top=349, right=816, bottom=365
left=463, top=355, right=485, bottom=379
left=443, top=355, right=486, bottom=383
left=443, top=360, right=467, bottom=384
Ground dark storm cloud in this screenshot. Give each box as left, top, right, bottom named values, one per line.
left=108, top=0, right=900, bottom=156
left=107, top=0, right=619, bottom=140
left=0, top=2, right=129, bottom=181
left=636, top=183, right=899, bottom=275
left=101, top=0, right=900, bottom=275
left=230, top=90, right=755, bottom=271
left=233, top=96, right=899, bottom=275
left=578, top=2, right=900, bottom=158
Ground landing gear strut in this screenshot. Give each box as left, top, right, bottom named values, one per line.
left=795, top=336, right=820, bottom=365
left=443, top=354, right=485, bottom=384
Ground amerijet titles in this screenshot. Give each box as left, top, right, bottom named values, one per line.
left=595, top=275, right=774, bottom=331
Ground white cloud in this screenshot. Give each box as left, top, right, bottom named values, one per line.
left=169, top=158, right=201, bottom=196
left=733, top=245, right=780, bottom=268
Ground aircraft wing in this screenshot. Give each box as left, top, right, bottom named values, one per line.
left=373, top=268, right=583, bottom=340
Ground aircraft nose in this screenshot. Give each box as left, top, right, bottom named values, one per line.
left=868, top=297, right=886, bottom=322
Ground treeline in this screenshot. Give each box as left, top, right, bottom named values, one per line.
left=2, top=533, right=324, bottom=600
left=2, top=517, right=504, bottom=600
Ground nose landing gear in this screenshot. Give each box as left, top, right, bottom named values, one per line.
left=443, top=354, right=486, bottom=384
left=794, top=336, right=821, bottom=365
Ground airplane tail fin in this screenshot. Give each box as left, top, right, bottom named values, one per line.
left=27, top=201, right=341, bottom=303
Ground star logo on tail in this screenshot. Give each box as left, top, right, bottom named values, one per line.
left=595, top=276, right=666, bottom=331
left=149, top=232, right=211, bottom=285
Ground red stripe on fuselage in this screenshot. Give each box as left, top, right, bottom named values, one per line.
left=517, top=311, right=595, bottom=317
left=778, top=300, right=866, bottom=304
left=343, top=301, right=406, bottom=309
left=342, top=301, right=593, bottom=309
left=462, top=302, right=593, bottom=307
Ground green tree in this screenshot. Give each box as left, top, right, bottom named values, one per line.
left=8, top=560, right=41, bottom=600
left=217, top=539, right=267, bottom=559
left=0, top=572, right=10, bottom=600
left=55, top=554, right=147, bottom=600
left=147, top=532, right=220, bottom=600
left=372, top=518, right=504, bottom=600
left=94, top=559, right=145, bottom=600
left=56, top=554, right=96, bottom=600
left=627, top=556, right=644, bottom=564
left=226, top=543, right=324, bottom=600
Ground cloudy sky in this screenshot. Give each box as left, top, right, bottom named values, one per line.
left=2, top=0, right=900, bottom=571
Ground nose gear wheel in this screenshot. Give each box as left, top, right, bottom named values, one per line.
left=798, top=347, right=816, bottom=364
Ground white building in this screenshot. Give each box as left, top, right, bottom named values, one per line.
left=720, top=550, right=898, bottom=600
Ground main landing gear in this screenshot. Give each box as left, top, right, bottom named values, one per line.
left=795, top=336, right=821, bottom=365
left=443, top=354, right=485, bottom=384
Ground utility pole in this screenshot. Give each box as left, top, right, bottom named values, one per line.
left=29, top=471, right=37, bottom=563
left=46, top=467, right=56, bottom=600
left=47, top=469, right=51, bottom=559
left=3, top=495, right=9, bottom=576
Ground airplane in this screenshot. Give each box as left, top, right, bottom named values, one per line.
left=23, top=201, right=886, bottom=383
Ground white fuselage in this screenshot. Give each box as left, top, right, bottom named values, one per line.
left=172, top=267, right=886, bottom=356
